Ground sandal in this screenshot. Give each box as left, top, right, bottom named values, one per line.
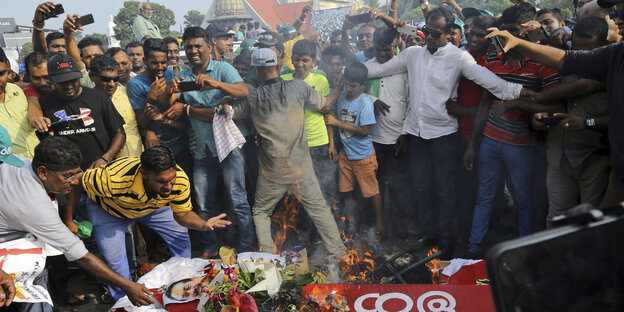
left=137, top=262, right=155, bottom=276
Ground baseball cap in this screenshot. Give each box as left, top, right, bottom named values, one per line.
left=0, top=125, right=25, bottom=168
left=462, top=7, right=494, bottom=19
left=206, top=23, right=233, bottom=38
left=278, top=23, right=296, bottom=37
left=254, top=33, right=280, bottom=47
left=240, top=39, right=258, bottom=52
left=47, top=53, right=82, bottom=83
left=597, top=0, right=623, bottom=7
left=251, top=48, right=278, bottom=67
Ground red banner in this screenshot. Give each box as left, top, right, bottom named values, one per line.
left=303, top=284, right=495, bottom=312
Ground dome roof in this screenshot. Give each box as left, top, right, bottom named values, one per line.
left=213, top=0, right=246, bottom=16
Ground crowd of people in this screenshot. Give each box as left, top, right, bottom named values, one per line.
left=1, top=0, right=624, bottom=310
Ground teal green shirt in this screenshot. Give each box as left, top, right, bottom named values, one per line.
left=176, top=60, right=248, bottom=160
left=132, top=15, right=162, bottom=42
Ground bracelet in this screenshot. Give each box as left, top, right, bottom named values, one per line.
left=99, top=156, right=109, bottom=164
left=185, top=104, right=191, bottom=116
left=32, top=19, right=44, bottom=31
left=585, top=118, right=596, bottom=128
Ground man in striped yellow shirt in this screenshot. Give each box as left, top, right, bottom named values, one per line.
left=79, top=146, right=231, bottom=300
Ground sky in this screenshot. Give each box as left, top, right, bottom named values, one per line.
left=1, top=0, right=215, bottom=35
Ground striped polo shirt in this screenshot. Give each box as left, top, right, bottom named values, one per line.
left=483, top=54, right=560, bottom=146
left=82, top=157, right=192, bottom=219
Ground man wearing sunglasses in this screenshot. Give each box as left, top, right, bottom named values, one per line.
left=486, top=0, right=624, bottom=208
left=364, top=7, right=533, bottom=257
left=89, top=54, right=144, bottom=159
left=0, top=133, right=156, bottom=310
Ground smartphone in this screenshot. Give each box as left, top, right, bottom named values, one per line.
left=397, top=25, right=420, bottom=36
left=347, top=13, right=371, bottom=25
left=43, top=4, right=64, bottom=19
left=490, top=36, right=505, bottom=54
left=537, top=115, right=564, bottom=126
left=178, top=81, right=201, bottom=92
left=526, top=26, right=549, bottom=43
left=77, top=14, right=94, bottom=26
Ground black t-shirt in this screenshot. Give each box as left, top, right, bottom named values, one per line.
left=40, top=87, right=125, bottom=170
left=562, top=42, right=624, bottom=196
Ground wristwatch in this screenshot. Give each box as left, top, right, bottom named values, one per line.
left=585, top=118, right=596, bottom=128
left=420, top=1, right=429, bottom=9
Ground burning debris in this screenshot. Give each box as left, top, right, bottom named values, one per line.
left=425, top=247, right=442, bottom=284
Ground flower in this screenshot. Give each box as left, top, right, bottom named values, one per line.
left=223, top=275, right=230, bottom=282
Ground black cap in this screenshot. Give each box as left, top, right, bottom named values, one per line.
left=47, top=53, right=82, bottom=83
left=254, top=33, right=280, bottom=47
left=597, top=0, right=623, bottom=7
left=206, top=23, right=233, bottom=39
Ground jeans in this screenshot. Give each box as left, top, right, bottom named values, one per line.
left=409, top=133, right=457, bottom=243
left=468, top=137, right=535, bottom=253
left=193, top=148, right=254, bottom=253
left=86, top=201, right=191, bottom=300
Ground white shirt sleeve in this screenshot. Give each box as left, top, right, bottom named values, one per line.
left=365, top=48, right=410, bottom=78
left=459, top=52, right=522, bottom=100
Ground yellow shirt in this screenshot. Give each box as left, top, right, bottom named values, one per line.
left=111, top=86, right=144, bottom=158
left=281, top=72, right=330, bottom=147
left=282, top=35, right=304, bottom=71
left=82, top=157, right=192, bottom=219
left=0, top=83, right=39, bottom=159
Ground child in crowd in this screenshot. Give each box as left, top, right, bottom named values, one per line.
left=282, top=39, right=337, bottom=201
left=324, top=62, right=383, bottom=241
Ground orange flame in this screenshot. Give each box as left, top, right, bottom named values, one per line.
left=425, top=247, right=441, bottom=284
left=336, top=209, right=376, bottom=282
left=270, top=191, right=301, bottom=253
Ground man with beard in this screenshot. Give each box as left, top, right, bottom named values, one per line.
left=23, top=52, right=54, bottom=135
left=0, top=134, right=157, bottom=310
left=79, top=146, right=231, bottom=300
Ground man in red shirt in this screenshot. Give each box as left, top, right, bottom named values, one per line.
left=463, top=3, right=561, bottom=257
left=446, top=14, right=497, bottom=245
left=23, top=52, right=54, bottom=133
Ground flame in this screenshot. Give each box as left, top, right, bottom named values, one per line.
left=270, top=191, right=301, bottom=253
left=336, top=203, right=376, bottom=282
left=425, top=247, right=441, bottom=284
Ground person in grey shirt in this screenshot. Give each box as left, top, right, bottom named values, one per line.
left=216, top=49, right=346, bottom=257
left=0, top=129, right=155, bottom=311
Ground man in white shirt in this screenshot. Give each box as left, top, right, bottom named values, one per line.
left=364, top=7, right=532, bottom=255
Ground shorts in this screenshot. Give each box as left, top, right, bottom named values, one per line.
left=338, top=150, right=380, bottom=198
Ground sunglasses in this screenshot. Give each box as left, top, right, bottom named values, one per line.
left=99, top=75, right=120, bottom=83
left=609, top=8, right=624, bottom=20
left=422, top=26, right=443, bottom=39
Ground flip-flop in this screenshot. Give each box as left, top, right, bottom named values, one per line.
left=100, top=288, right=114, bottom=304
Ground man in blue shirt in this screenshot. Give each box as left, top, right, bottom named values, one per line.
left=126, top=38, right=185, bottom=155
left=163, top=27, right=253, bottom=258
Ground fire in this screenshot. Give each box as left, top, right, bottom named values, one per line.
left=270, top=191, right=301, bottom=253
left=338, top=233, right=376, bottom=282
left=425, top=247, right=441, bottom=284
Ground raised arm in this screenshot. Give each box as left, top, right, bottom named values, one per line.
left=32, top=2, right=58, bottom=52
left=364, top=49, right=408, bottom=78
left=293, top=6, right=312, bottom=32
left=486, top=28, right=565, bottom=71
left=63, top=14, right=85, bottom=71
left=459, top=52, right=522, bottom=100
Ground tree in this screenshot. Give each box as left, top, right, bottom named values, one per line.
left=20, top=42, right=33, bottom=61
left=365, top=0, right=380, bottom=8
left=89, top=33, right=110, bottom=50
left=113, top=1, right=176, bottom=47
left=184, top=10, right=205, bottom=28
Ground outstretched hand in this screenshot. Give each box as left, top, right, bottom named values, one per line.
left=485, top=28, right=520, bottom=54
left=202, top=213, right=232, bottom=231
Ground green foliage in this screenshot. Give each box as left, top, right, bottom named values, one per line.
left=113, top=1, right=176, bottom=47
left=20, top=42, right=33, bottom=61
left=184, top=9, right=205, bottom=27
left=365, top=0, right=381, bottom=8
